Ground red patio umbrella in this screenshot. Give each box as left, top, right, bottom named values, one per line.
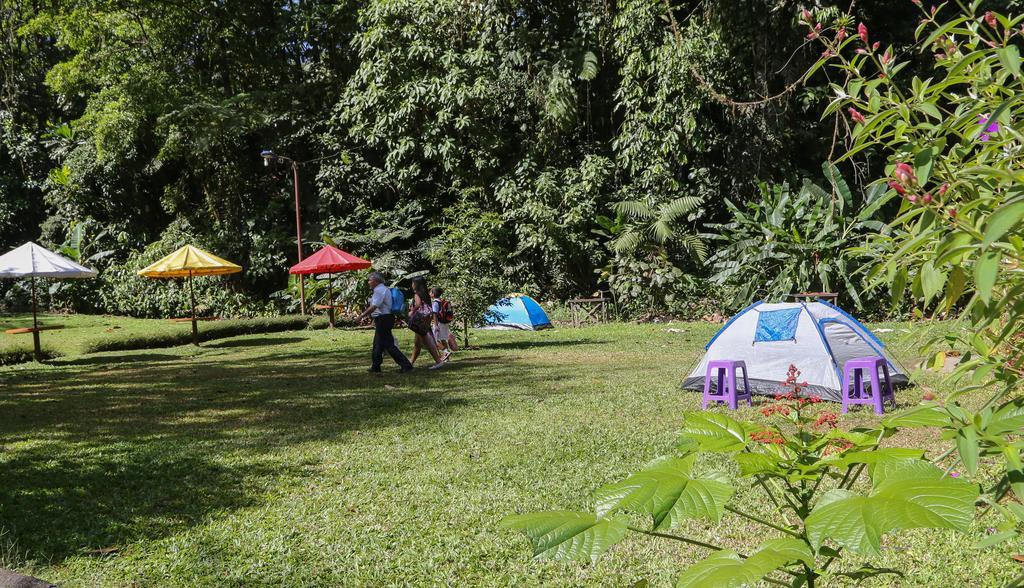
left=289, top=245, right=371, bottom=328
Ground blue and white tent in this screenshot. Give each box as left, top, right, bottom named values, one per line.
left=484, top=294, right=552, bottom=330
left=682, top=300, right=908, bottom=402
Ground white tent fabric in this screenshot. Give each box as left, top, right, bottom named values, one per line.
left=0, top=242, right=97, bottom=278
left=682, top=300, right=908, bottom=402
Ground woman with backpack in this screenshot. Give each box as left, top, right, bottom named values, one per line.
left=408, top=277, right=445, bottom=370
left=431, top=286, right=457, bottom=359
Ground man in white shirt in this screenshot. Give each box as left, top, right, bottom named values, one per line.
left=359, top=272, right=413, bottom=373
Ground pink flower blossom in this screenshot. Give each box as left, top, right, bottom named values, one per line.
left=948, top=207, right=957, bottom=218
left=985, top=11, right=997, bottom=29
left=907, top=194, right=917, bottom=203
left=881, top=48, right=892, bottom=65
left=921, top=193, right=933, bottom=204
left=801, top=8, right=812, bottom=22
left=836, top=28, right=847, bottom=42
left=848, top=107, right=866, bottom=124
left=887, top=181, right=906, bottom=195
left=937, top=183, right=948, bottom=196
left=894, top=162, right=917, bottom=185
left=858, top=22, right=868, bottom=44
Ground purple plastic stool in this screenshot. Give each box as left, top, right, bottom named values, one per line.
left=703, top=360, right=751, bottom=410
left=841, top=356, right=895, bottom=414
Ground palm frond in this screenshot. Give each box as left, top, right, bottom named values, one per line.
left=613, top=199, right=654, bottom=220
left=658, top=196, right=703, bottom=221
left=612, top=229, right=645, bottom=254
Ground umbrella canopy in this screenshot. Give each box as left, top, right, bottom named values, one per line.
left=288, top=245, right=371, bottom=328
left=0, top=242, right=97, bottom=278
left=0, top=242, right=97, bottom=361
left=137, top=245, right=241, bottom=345
left=138, top=245, right=241, bottom=278
left=289, top=245, right=371, bottom=275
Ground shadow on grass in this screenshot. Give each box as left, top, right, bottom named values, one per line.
left=54, top=353, right=182, bottom=366
left=0, top=443, right=294, bottom=563
left=0, top=340, right=576, bottom=564
left=479, top=339, right=609, bottom=351
left=206, top=336, right=307, bottom=348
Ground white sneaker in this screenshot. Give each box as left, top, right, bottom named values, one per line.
left=442, top=351, right=452, bottom=362
left=428, top=361, right=445, bottom=370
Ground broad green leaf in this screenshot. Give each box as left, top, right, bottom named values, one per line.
left=973, top=530, right=1018, bottom=549
left=998, top=45, right=1022, bottom=79
left=956, top=427, right=980, bottom=476
left=806, top=460, right=979, bottom=556
left=676, top=538, right=813, bottom=588
left=830, top=448, right=926, bottom=471
left=1003, top=445, right=1024, bottom=501
left=914, top=147, right=935, bottom=186
left=593, top=458, right=734, bottom=529
left=944, top=266, right=967, bottom=313
left=920, top=261, right=945, bottom=304
left=983, top=200, right=1024, bottom=246
left=974, top=249, right=1000, bottom=303
left=882, top=404, right=950, bottom=428
left=679, top=412, right=753, bottom=452
left=500, top=511, right=627, bottom=562
left=988, top=397, right=1024, bottom=435
left=734, top=452, right=782, bottom=477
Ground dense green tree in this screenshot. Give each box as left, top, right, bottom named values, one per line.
left=0, top=0, right=939, bottom=319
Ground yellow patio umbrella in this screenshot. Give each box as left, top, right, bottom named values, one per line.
left=138, top=245, right=242, bottom=345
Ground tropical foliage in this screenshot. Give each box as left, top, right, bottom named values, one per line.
left=504, top=383, right=986, bottom=586
left=805, top=0, right=1024, bottom=560
left=1, top=0, right=918, bottom=320
left=706, top=163, right=890, bottom=309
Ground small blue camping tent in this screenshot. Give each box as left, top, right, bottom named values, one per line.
left=485, top=294, right=552, bottom=330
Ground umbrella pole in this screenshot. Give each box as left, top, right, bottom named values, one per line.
left=189, top=270, right=199, bottom=346
left=328, top=273, right=335, bottom=329
left=31, top=275, right=41, bottom=361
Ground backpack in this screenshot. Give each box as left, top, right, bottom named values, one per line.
left=389, top=287, right=406, bottom=314
left=438, top=299, right=454, bottom=324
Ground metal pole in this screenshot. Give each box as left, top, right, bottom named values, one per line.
left=327, top=273, right=335, bottom=329
left=31, top=275, right=41, bottom=361
left=292, top=161, right=306, bottom=315
left=189, top=270, right=199, bottom=346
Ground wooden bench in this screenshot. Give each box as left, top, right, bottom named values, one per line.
left=5, top=325, right=64, bottom=335
left=168, top=317, right=220, bottom=323
left=567, top=293, right=610, bottom=327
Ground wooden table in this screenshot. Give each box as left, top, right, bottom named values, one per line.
left=567, top=295, right=610, bottom=327
left=4, top=325, right=64, bottom=335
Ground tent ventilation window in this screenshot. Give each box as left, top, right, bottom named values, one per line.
left=754, top=308, right=801, bottom=343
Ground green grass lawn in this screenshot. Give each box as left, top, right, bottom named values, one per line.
left=0, top=313, right=317, bottom=363
left=0, top=319, right=1016, bottom=586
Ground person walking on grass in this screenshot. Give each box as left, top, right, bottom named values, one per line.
left=408, top=277, right=445, bottom=370
left=431, top=286, right=457, bottom=360
left=359, top=272, right=413, bottom=374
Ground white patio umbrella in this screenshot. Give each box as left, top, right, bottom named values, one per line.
left=0, top=242, right=97, bottom=360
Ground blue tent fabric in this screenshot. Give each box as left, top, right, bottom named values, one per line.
left=754, top=308, right=802, bottom=342
left=485, top=295, right=551, bottom=330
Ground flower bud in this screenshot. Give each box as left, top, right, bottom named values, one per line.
left=858, top=22, right=868, bottom=44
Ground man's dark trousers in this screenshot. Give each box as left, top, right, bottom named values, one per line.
left=371, top=314, right=413, bottom=372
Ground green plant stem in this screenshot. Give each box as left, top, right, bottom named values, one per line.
left=754, top=474, right=782, bottom=509
left=627, top=526, right=736, bottom=555
left=724, top=505, right=803, bottom=538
